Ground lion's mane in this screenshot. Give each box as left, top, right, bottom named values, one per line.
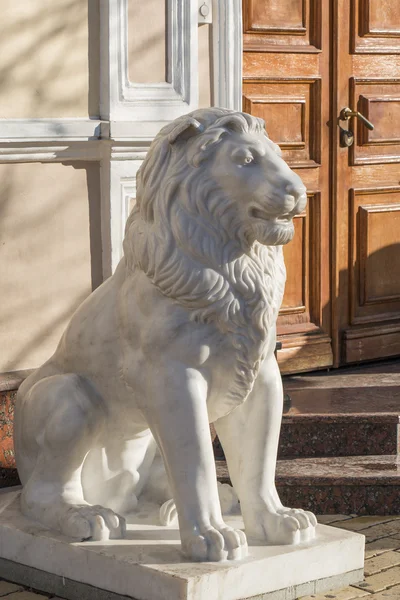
left=123, top=108, right=286, bottom=407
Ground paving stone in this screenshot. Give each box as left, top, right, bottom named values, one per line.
left=6, top=592, right=49, bottom=600
left=364, top=550, right=400, bottom=576
left=332, top=516, right=400, bottom=532
left=365, top=537, right=400, bottom=559
left=368, top=584, right=400, bottom=598
left=352, top=565, right=400, bottom=593
left=316, top=515, right=354, bottom=525
left=299, top=585, right=369, bottom=599
left=358, top=521, right=400, bottom=542
left=0, top=581, right=23, bottom=596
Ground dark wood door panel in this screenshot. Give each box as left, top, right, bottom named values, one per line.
left=350, top=187, right=400, bottom=325
left=344, top=323, right=400, bottom=363
left=278, top=189, right=333, bottom=373
left=352, top=0, right=400, bottom=53
left=350, top=79, right=400, bottom=165
left=243, top=52, right=320, bottom=78
left=243, top=78, right=321, bottom=167
left=352, top=163, right=400, bottom=188
left=367, top=0, right=399, bottom=33
left=245, top=0, right=305, bottom=31
left=281, top=214, right=307, bottom=316
left=280, top=192, right=322, bottom=330
left=243, top=0, right=321, bottom=51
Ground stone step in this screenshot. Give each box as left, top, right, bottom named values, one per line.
left=211, top=411, right=400, bottom=461
left=0, top=371, right=33, bottom=479
left=212, top=361, right=400, bottom=460
left=217, top=455, right=400, bottom=515
left=280, top=360, right=400, bottom=458
left=278, top=413, right=400, bottom=459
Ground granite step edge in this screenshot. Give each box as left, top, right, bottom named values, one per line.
left=282, top=413, right=400, bottom=423
left=217, top=456, right=400, bottom=487
left=217, top=456, right=400, bottom=515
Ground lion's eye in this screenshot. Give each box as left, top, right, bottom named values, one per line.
left=232, top=149, right=255, bottom=165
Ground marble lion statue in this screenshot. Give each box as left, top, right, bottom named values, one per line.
left=14, top=108, right=316, bottom=562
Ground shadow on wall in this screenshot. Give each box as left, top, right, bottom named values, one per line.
left=0, top=0, right=100, bottom=118
left=0, top=162, right=102, bottom=372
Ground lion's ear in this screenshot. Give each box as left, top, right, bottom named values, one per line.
left=256, top=117, right=269, bottom=138
left=168, top=117, right=204, bottom=145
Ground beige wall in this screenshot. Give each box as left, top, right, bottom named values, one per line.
left=0, top=0, right=96, bottom=118
left=0, top=3, right=213, bottom=374
left=0, top=162, right=97, bottom=372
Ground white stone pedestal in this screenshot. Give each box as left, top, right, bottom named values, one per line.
left=0, top=489, right=364, bottom=600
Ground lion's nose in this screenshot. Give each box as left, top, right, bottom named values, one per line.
left=284, top=183, right=307, bottom=213
left=285, top=182, right=307, bottom=200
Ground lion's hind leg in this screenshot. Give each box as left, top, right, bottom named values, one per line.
left=17, top=374, right=125, bottom=540
left=81, top=431, right=159, bottom=516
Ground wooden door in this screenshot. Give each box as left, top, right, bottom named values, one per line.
left=242, top=0, right=332, bottom=373
left=334, top=0, right=400, bottom=365
left=243, top=0, right=400, bottom=373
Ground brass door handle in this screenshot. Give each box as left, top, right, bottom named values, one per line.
left=339, top=107, right=374, bottom=130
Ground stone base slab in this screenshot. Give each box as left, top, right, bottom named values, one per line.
left=0, top=489, right=365, bottom=600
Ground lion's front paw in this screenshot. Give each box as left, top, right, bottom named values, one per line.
left=245, top=508, right=316, bottom=545
left=159, top=485, right=239, bottom=527
left=278, top=507, right=317, bottom=541
left=60, top=504, right=126, bottom=541
left=181, top=523, right=248, bottom=562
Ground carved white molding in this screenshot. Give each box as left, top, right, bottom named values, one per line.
left=0, top=143, right=102, bottom=163
left=212, top=0, right=243, bottom=111
left=0, top=119, right=104, bottom=141
left=109, top=120, right=167, bottom=140
left=120, top=178, right=136, bottom=230
left=110, top=145, right=148, bottom=161
left=102, top=0, right=243, bottom=274
left=101, top=156, right=143, bottom=278
left=100, top=0, right=198, bottom=135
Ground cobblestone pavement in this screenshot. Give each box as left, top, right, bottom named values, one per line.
left=300, top=515, right=400, bottom=600
left=2, top=515, right=400, bottom=599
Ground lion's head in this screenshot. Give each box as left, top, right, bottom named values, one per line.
left=126, top=108, right=306, bottom=251
left=123, top=108, right=306, bottom=404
